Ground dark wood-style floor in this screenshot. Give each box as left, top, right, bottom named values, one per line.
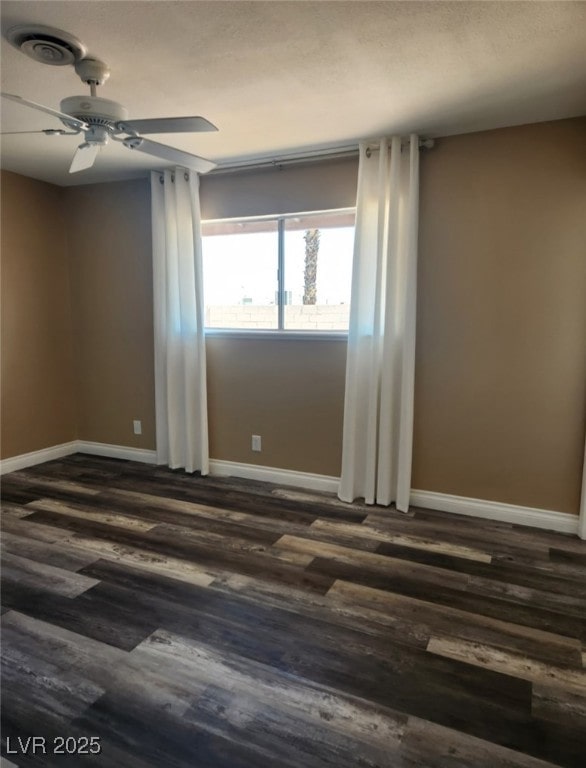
left=1, top=455, right=585, bottom=768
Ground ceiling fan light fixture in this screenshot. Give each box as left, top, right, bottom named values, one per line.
left=6, top=24, right=86, bottom=66
left=84, top=125, right=110, bottom=146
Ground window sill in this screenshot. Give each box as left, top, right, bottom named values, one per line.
left=204, top=328, right=348, bottom=341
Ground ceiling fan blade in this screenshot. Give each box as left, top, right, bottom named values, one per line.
left=69, top=143, right=100, bottom=173
left=1, top=92, right=87, bottom=130
left=1, top=128, right=69, bottom=136
left=1, top=130, right=50, bottom=135
left=118, top=116, right=218, bottom=134
left=123, top=136, right=217, bottom=174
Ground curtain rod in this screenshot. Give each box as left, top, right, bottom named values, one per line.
left=210, top=146, right=359, bottom=175
left=210, top=138, right=435, bottom=176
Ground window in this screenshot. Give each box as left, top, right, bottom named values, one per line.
left=202, top=209, right=355, bottom=333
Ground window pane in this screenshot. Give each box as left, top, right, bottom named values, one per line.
left=202, top=219, right=278, bottom=329
left=283, top=211, right=354, bottom=331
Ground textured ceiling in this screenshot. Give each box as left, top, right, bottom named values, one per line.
left=1, top=1, right=585, bottom=186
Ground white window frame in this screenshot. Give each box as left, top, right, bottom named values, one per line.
left=202, top=207, right=355, bottom=339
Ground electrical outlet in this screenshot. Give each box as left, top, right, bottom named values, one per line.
left=251, top=434, right=261, bottom=452
left=133, top=420, right=142, bottom=435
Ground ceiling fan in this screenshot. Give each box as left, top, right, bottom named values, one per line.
left=1, top=56, right=218, bottom=174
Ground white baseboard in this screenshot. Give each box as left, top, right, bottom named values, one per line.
left=578, top=438, right=586, bottom=539
left=1, top=440, right=157, bottom=475
left=209, top=459, right=340, bottom=493
left=1, top=443, right=580, bottom=536
left=410, top=489, right=579, bottom=535
left=0, top=441, right=78, bottom=475
left=76, top=441, right=157, bottom=465
left=205, top=464, right=578, bottom=534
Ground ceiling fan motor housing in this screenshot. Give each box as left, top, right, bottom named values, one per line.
left=60, top=96, right=129, bottom=128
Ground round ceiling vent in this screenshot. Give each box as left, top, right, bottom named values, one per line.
left=6, top=24, right=86, bottom=66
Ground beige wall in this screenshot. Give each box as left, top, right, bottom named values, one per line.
left=2, top=119, right=584, bottom=515
left=63, top=179, right=156, bottom=450
left=413, top=118, right=586, bottom=514
left=206, top=336, right=347, bottom=476
left=0, top=171, right=77, bottom=458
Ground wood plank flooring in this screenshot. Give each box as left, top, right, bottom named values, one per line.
left=1, top=454, right=585, bottom=767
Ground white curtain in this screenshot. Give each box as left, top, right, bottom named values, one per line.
left=150, top=168, right=209, bottom=474
left=339, top=136, right=419, bottom=511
